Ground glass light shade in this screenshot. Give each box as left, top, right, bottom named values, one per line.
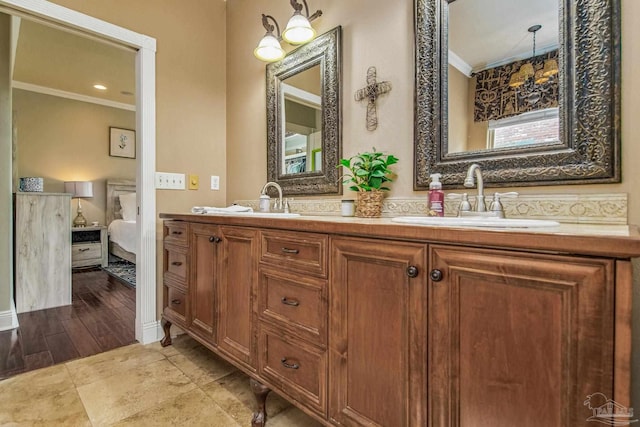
left=534, top=69, right=549, bottom=84
left=542, top=59, right=559, bottom=77
left=509, top=72, right=525, bottom=88
left=254, top=33, right=285, bottom=62
left=282, top=13, right=315, bottom=45
left=519, top=62, right=535, bottom=79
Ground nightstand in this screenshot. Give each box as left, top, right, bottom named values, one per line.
left=71, top=226, right=108, bottom=268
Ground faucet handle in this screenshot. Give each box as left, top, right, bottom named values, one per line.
left=446, top=192, right=472, bottom=212
left=284, top=198, right=292, bottom=214
left=489, top=192, right=518, bottom=213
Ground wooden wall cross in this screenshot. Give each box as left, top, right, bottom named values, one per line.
left=354, top=66, right=392, bottom=131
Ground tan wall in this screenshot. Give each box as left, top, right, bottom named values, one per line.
left=13, top=90, right=135, bottom=225
left=226, top=0, right=415, bottom=200
left=49, top=0, right=228, bottom=211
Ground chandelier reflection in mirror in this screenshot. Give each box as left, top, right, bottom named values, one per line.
left=508, top=25, right=559, bottom=105
left=254, top=0, right=323, bottom=62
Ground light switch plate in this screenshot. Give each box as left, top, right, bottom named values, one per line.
left=189, top=174, right=199, bottom=190
left=155, top=172, right=185, bottom=190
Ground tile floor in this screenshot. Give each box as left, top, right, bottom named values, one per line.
left=0, top=334, right=322, bottom=426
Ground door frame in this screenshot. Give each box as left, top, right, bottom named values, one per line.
left=0, top=0, right=158, bottom=343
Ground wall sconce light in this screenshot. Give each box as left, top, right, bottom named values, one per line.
left=254, top=0, right=323, bottom=62
left=254, top=14, right=286, bottom=62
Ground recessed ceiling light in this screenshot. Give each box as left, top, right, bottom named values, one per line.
left=93, top=84, right=107, bottom=90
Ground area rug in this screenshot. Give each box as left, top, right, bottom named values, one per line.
left=103, top=257, right=136, bottom=288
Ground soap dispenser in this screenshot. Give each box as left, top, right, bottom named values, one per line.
left=428, top=173, right=444, bottom=217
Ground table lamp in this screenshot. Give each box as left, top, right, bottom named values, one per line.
left=64, top=181, right=94, bottom=227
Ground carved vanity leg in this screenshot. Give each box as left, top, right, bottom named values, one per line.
left=160, top=318, right=172, bottom=347
left=250, top=378, right=272, bottom=427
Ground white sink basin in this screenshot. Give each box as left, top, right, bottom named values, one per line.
left=391, top=216, right=560, bottom=228
left=204, top=211, right=301, bottom=219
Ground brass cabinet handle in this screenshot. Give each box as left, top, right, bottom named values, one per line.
left=171, top=261, right=183, bottom=266
left=281, top=297, right=300, bottom=307
left=280, top=358, right=299, bottom=370
left=209, top=236, right=222, bottom=243
left=171, top=299, right=181, bottom=305
left=281, top=247, right=299, bottom=254
left=430, top=269, right=443, bottom=282
left=406, top=265, right=418, bottom=278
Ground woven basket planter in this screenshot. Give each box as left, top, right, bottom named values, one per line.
left=355, top=191, right=385, bottom=218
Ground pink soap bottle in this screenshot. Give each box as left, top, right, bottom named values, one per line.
left=428, top=173, right=444, bottom=217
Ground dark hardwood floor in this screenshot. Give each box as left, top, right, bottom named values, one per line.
left=0, top=269, right=136, bottom=380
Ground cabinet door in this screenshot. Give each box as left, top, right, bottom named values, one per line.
left=189, top=224, right=220, bottom=344
left=329, top=237, right=427, bottom=427
left=217, top=226, right=259, bottom=371
left=429, top=245, right=614, bottom=427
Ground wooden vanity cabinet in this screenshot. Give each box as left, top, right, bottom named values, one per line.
left=428, top=245, right=615, bottom=427
left=161, top=216, right=634, bottom=427
left=329, top=237, right=428, bottom=427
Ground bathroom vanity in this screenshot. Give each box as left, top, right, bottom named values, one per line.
left=159, top=213, right=640, bottom=427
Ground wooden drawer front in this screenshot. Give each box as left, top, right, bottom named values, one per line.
left=260, top=231, right=328, bottom=278
left=260, top=327, right=327, bottom=416
left=164, top=243, right=188, bottom=286
left=259, top=268, right=326, bottom=345
left=164, top=285, right=188, bottom=326
left=164, top=221, right=188, bottom=246
left=72, top=243, right=101, bottom=262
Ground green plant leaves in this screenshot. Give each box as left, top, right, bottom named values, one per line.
left=336, top=148, right=398, bottom=192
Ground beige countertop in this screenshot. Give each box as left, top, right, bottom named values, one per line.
left=159, top=212, right=640, bottom=259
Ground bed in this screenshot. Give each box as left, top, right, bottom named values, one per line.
left=106, top=179, right=137, bottom=264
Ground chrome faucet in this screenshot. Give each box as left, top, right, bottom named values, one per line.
left=463, top=163, right=486, bottom=212
left=259, top=181, right=283, bottom=212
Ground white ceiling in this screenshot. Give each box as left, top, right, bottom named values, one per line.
left=12, top=17, right=135, bottom=106
left=449, top=0, right=559, bottom=73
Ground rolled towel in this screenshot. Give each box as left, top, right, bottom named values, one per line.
left=191, top=205, right=253, bottom=214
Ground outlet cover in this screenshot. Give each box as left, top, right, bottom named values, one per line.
left=211, top=175, right=220, bottom=190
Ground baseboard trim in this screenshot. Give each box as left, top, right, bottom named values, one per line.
left=139, top=320, right=161, bottom=345
left=0, top=301, right=19, bottom=332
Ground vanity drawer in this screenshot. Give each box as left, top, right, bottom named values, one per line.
left=164, top=243, right=188, bottom=286
left=260, top=230, right=328, bottom=278
left=72, top=242, right=102, bottom=266
left=259, top=268, right=326, bottom=345
left=164, top=285, right=188, bottom=326
left=164, top=221, right=188, bottom=246
left=259, top=326, right=327, bottom=416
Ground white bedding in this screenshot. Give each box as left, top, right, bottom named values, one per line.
left=108, top=219, right=137, bottom=254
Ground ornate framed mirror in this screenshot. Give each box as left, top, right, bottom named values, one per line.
left=266, top=26, right=342, bottom=195
left=414, top=0, right=621, bottom=189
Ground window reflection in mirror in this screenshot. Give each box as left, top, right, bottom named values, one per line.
left=446, top=0, right=560, bottom=155
left=281, top=65, right=322, bottom=174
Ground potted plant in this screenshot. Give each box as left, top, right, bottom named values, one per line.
left=338, top=148, right=399, bottom=217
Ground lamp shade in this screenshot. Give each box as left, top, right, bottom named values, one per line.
left=64, top=181, right=93, bottom=198
left=254, top=33, right=285, bottom=62
left=282, top=13, right=315, bottom=45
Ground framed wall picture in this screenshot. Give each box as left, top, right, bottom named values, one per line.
left=109, top=127, right=136, bottom=159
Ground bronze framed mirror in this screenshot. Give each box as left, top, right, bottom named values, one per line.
left=266, top=26, right=342, bottom=195
left=414, top=0, right=621, bottom=189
